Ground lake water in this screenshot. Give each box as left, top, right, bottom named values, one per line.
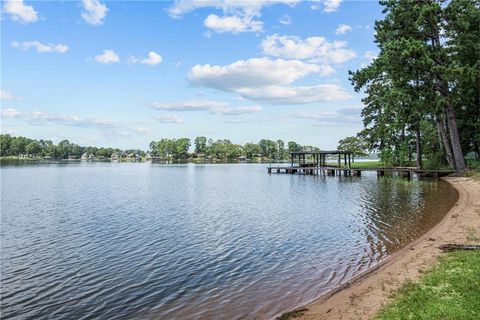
left=0, top=162, right=458, bottom=319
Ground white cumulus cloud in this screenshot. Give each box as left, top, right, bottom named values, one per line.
left=154, top=114, right=183, bottom=123
left=204, top=14, right=263, bottom=33
left=237, top=84, right=351, bottom=104
left=81, top=0, right=108, bottom=26
left=1, top=89, right=20, bottom=101
left=11, top=41, right=68, bottom=53
left=94, top=49, right=120, bottom=64
left=150, top=100, right=225, bottom=112
left=168, top=0, right=300, bottom=18
left=187, top=58, right=350, bottom=104
left=168, top=0, right=299, bottom=34
left=130, top=51, right=162, bottom=66
left=324, top=0, right=342, bottom=12
left=1, top=108, right=22, bottom=118
left=220, top=105, right=262, bottom=115
left=260, top=34, right=356, bottom=64
left=1, top=108, right=149, bottom=136
left=150, top=100, right=262, bottom=115
left=189, top=57, right=334, bottom=90
left=3, top=0, right=38, bottom=24
left=223, top=117, right=259, bottom=124
left=335, top=23, right=351, bottom=35
left=289, top=108, right=361, bottom=126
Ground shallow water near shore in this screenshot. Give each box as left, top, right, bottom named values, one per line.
left=0, top=162, right=458, bottom=319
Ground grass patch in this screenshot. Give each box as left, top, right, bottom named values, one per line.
left=376, top=250, right=480, bottom=320
left=467, top=159, right=480, bottom=170
left=350, top=161, right=383, bottom=169
left=276, top=308, right=309, bottom=320
left=350, top=160, right=451, bottom=170
left=467, top=228, right=480, bottom=242
left=464, top=159, right=480, bottom=180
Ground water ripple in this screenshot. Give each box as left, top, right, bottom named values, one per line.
left=1, top=163, right=458, bottom=319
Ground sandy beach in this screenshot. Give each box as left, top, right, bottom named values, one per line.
left=284, top=177, right=480, bottom=320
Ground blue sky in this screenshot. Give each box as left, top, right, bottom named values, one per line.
left=1, top=0, right=383, bottom=149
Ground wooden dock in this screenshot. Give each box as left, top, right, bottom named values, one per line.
left=267, top=151, right=454, bottom=178
left=267, top=165, right=454, bottom=178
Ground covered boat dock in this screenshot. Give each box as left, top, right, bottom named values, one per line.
left=289, top=150, right=353, bottom=168
left=267, top=150, right=453, bottom=178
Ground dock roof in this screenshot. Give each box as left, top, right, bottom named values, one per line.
left=289, top=150, right=352, bottom=155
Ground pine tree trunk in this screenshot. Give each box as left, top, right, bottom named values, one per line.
left=436, top=115, right=455, bottom=169
left=444, top=104, right=466, bottom=171
left=430, top=30, right=466, bottom=171
left=416, top=123, right=422, bottom=169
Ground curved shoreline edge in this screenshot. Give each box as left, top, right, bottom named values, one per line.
left=276, top=177, right=480, bottom=320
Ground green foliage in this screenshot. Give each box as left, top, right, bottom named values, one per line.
left=243, top=142, right=261, bottom=159
left=351, top=0, right=479, bottom=171
left=150, top=138, right=191, bottom=160
left=194, top=136, right=207, bottom=154
left=258, top=139, right=278, bottom=159
left=25, top=141, right=41, bottom=156
left=350, top=161, right=384, bottom=169
left=148, top=137, right=317, bottom=161
left=467, top=159, right=480, bottom=172
left=2, top=134, right=321, bottom=162
left=445, top=0, right=480, bottom=160
left=175, top=138, right=191, bottom=159
left=0, top=134, right=122, bottom=159
left=376, top=250, right=480, bottom=320
left=464, top=159, right=480, bottom=180
left=467, top=228, right=480, bottom=242
left=287, top=141, right=302, bottom=153
left=337, top=136, right=368, bottom=157
left=206, top=139, right=242, bottom=160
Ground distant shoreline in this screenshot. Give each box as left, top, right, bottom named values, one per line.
left=0, top=157, right=382, bottom=166
left=0, top=157, right=379, bottom=164
left=278, top=177, right=479, bottom=320
left=0, top=157, right=283, bottom=164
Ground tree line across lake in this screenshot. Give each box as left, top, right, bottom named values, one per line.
left=149, top=137, right=328, bottom=160
left=0, top=135, right=144, bottom=160
left=2, top=134, right=363, bottom=161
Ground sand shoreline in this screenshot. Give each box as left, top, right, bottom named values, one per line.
left=276, top=177, right=480, bottom=320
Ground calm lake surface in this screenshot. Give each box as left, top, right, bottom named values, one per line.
left=1, top=162, right=458, bottom=319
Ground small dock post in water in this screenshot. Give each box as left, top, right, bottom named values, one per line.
left=267, top=150, right=454, bottom=178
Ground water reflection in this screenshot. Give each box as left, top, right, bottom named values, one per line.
left=0, top=163, right=457, bottom=319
